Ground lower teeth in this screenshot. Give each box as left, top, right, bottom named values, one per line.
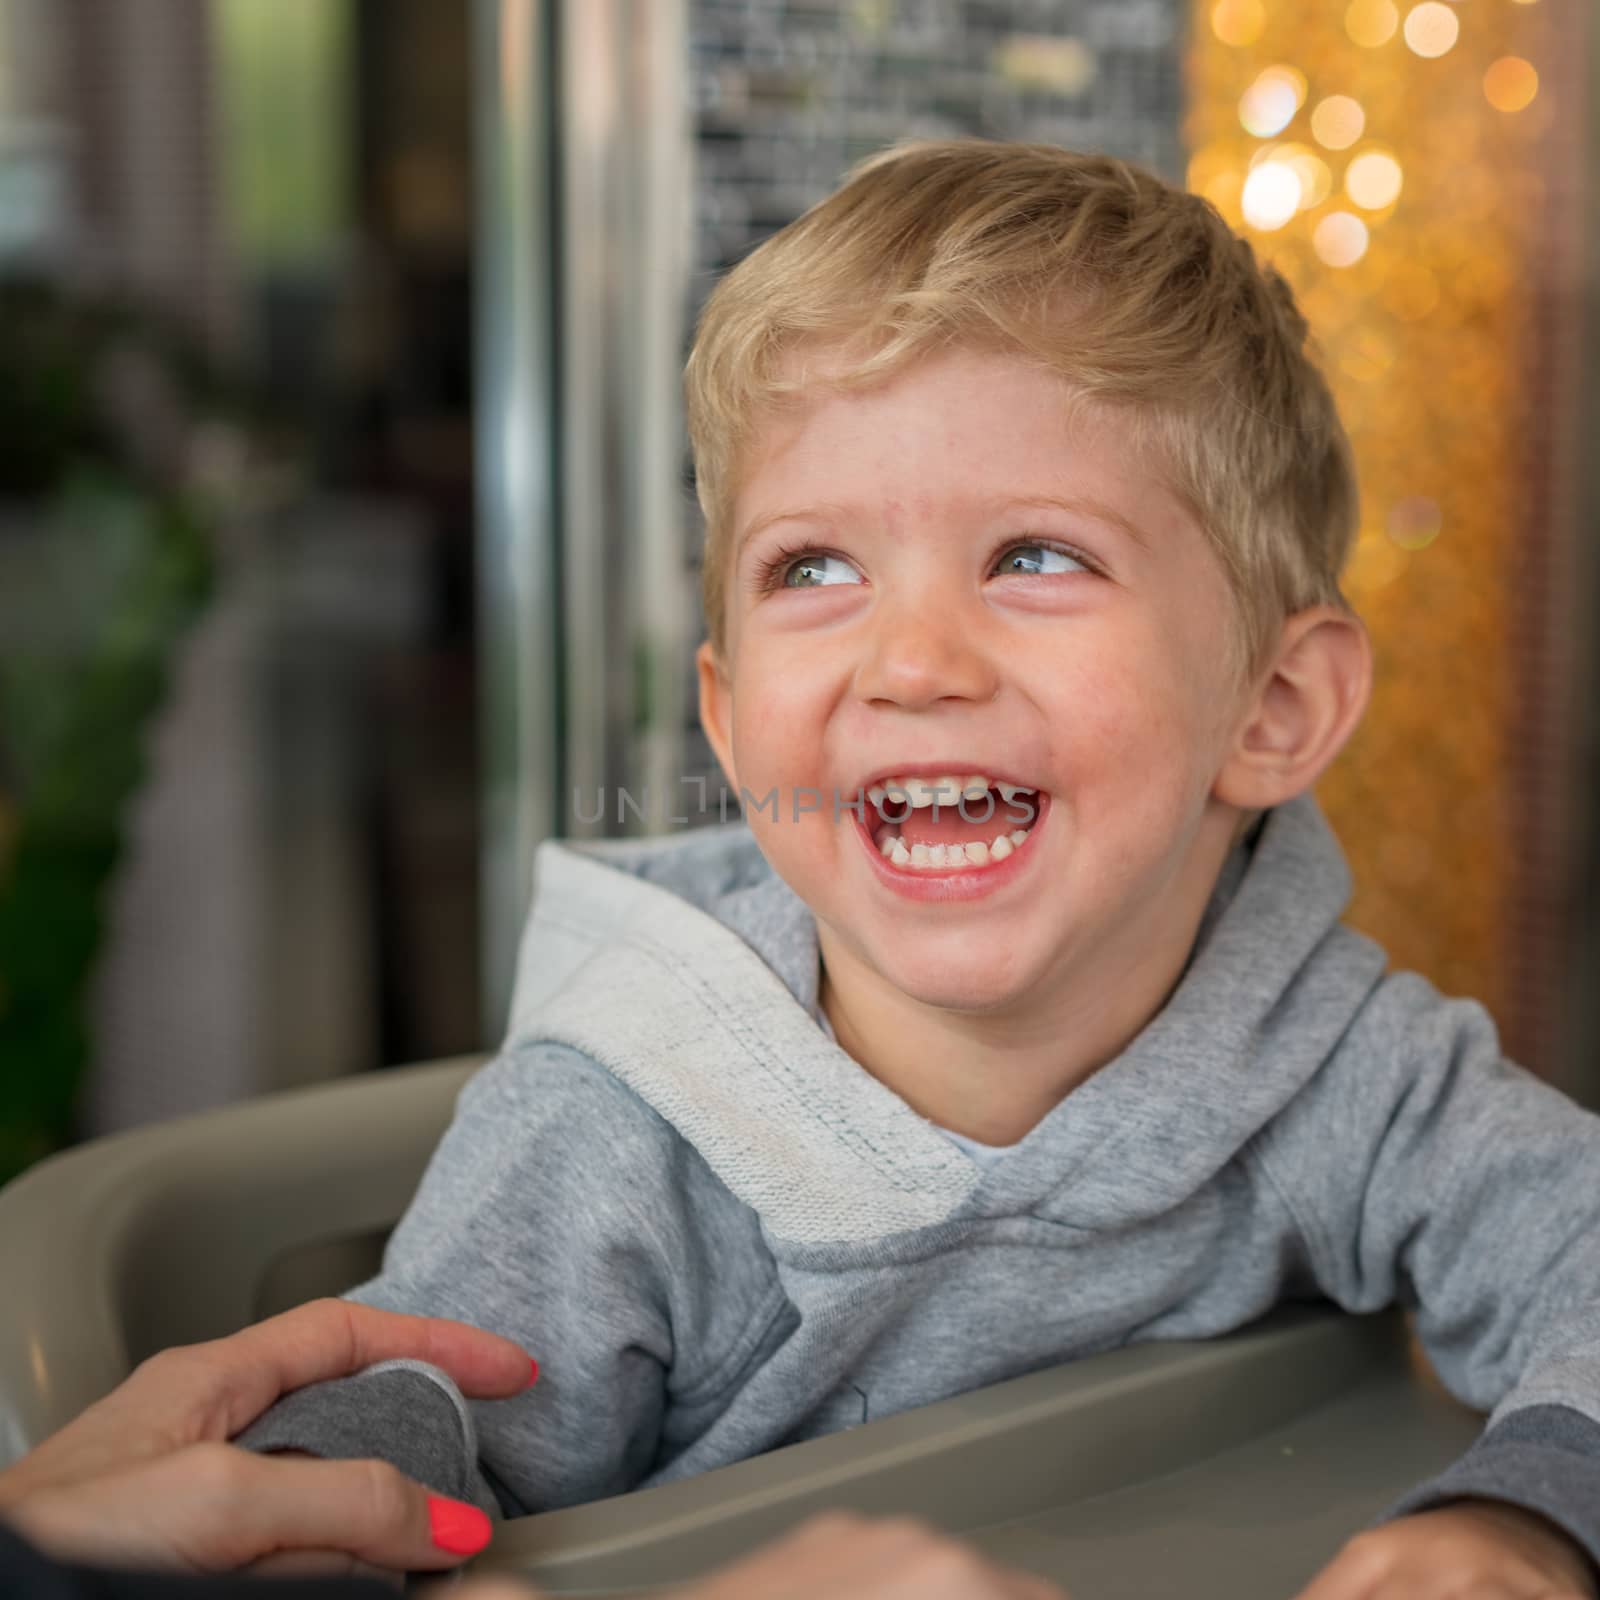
left=877, top=829, right=1031, bottom=870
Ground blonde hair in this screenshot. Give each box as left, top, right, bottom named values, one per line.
left=685, top=139, right=1359, bottom=683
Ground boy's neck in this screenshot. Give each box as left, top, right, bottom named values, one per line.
left=816, top=821, right=1241, bottom=1146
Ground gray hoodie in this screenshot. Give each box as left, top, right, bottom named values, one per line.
left=240, top=793, right=1600, bottom=1577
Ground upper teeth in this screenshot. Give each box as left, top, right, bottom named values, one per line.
left=866, top=773, right=1036, bottom=809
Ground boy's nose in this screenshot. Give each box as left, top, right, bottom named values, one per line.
left=852, top=599, right=1001, bottom=710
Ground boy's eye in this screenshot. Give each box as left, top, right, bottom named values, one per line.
left=756, top=540, right=1093, bottom=592
left=994, top=542, right=1089, bottom=577
left=782, top=552, right=863, bottom=588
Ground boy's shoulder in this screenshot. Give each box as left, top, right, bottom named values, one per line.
left=1196, top=794, right=1514, bottom=1108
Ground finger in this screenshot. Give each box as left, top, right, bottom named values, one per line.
left=174, top=1300, right=536, bottom=1437
left=187, top=1449, right=494, bottom=1573
left=912, top=1540, right=1067, bottom=1600
left=1287, top=1570, right=1370, bottom=1600
left=1288, top=1539, right=1388, bottom=1600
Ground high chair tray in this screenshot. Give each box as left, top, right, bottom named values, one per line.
left=477, top=1302, right=1484, bottom=1600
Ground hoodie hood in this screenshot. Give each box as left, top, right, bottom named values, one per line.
left=505, top=792, right=1387, bottom=1244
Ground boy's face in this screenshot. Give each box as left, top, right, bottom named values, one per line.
left=698, top=345, right=1256, bottom=1016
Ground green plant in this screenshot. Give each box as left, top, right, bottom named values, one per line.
left=0, top=281, right=244, bottom=1183
left=0, top=478, right=211, bottom=1181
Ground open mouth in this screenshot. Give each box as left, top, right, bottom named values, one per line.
left=863, top=771, right=1042, bottom=873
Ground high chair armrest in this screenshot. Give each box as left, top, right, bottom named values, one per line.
left=0, top=1055, right=486, bottom=1466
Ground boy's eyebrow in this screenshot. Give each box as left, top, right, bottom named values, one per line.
left=733, top=493, right=1153, bottom=555
left=734, top=501, right=853, bottom=557
left=994, top=494, right=1153, bottom=552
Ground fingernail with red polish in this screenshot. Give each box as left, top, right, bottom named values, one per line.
left=428, top=1496, right=492, bottom=1556
left=527, top=1356, right=540, bottom=1387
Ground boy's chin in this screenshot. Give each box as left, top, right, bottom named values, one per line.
left=868, top=948, right=1042, bottom=1016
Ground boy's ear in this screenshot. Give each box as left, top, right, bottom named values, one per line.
left=695, top=640, right=740, bottom=792
left=1212, top=606, right=1372, bottom=811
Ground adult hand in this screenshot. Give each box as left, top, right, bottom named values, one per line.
left=0, top=1298, right=535, bottom=1577
left=664, top=1513, right=1068, bottom=1600
left=442, top=1512, right=1069, bottom=1600
left=1289, top=1500, right=1598, bottom=1600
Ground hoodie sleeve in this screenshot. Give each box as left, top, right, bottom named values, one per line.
left=236, top=1042, right=690, bottom=1516
left=1259, top=969, right=1600, bottom=1581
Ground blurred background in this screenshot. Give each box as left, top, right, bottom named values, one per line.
left=0, top=0, right=1593, bottom=1180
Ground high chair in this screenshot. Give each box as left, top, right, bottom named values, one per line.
left=0, top=1056, right=1484, bottom=1600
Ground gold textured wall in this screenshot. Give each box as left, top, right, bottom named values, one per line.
left=1186, top=0, right=1566, bottom=1045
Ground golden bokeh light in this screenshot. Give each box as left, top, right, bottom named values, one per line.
left=1261, top=141, right=1333, bottom=207
left=1345, top=147, right=1404, bottom=208
left=1186, top=0, right=1561, bottom=1049
left=1403, top=2, right=1459, bottom=58
left=1386, top=496, right=1444, bottom=550
left=1202, top=168, right=1244, bottom=216
left=1239, top=64, right=1308, bottom=136
left=1345, top=0, right=1399, bottom=48
left=1483, top=56, right=1539, bottom=114
left=1241, top=161, right=1302, bottom=229
left=1313, top=210, right=1370, bottom=267
left=1350, top=528, right=1409, bottom=592
left=1311, top=94, right=1366, bottom=149
left=1211, top=0, right=1266, bottom=47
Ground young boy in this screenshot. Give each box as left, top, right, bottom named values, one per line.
left=242, top=141, right=1600, bottom=1597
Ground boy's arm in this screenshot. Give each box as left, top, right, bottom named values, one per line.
left=236, top=1043, right=684, bottom=1517
left=1258, top=969, right=1600, bottom=1577
left=235, top=1358, right=502, bottom=1514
